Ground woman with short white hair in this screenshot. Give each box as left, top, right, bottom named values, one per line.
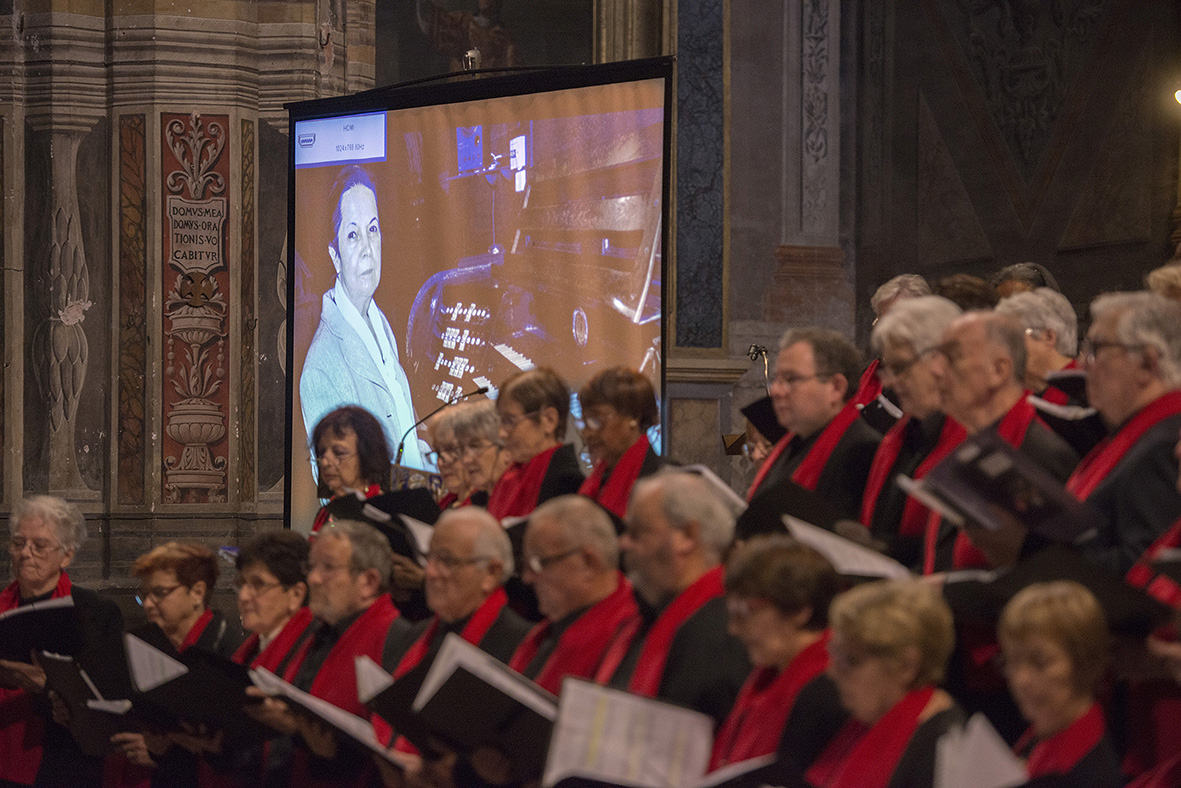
left=0, top=496, right=126, bottom=787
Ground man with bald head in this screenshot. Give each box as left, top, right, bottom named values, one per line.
left=609, top=472, right=749, bottom=725
left=507, top=495, right=641, bottom=694
left=924, top=312, right=1077, bottom=571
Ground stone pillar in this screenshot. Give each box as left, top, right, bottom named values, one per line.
left=594, top=0, right=665, bottom=63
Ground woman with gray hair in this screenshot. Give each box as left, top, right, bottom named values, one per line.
left=859, top=296, right=966, bottom=569
left=0, top=496, right=126, bottom=787
left=995, top=288, right=1080, bottom=399
left=452, top=399, right=510, bottom=507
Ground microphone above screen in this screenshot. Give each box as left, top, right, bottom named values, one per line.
left=395, top=386, right=490, bottom=468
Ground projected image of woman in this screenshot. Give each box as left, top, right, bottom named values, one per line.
left=300, top=164, right=430, bottom=472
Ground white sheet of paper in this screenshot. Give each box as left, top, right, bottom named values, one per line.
left=679, top=464, right=749, bottom=515
left=0, top=594, right=74, bottom=622
left=542, top=677, right=714, bottom=788
left=412, top=632, right=556, bottom=720
left=782, top=516, right=912, bottom=579
left=935, top=713, right=1026, bottom=788
left=895, top=475, right=965, bottom=528
left=355, top=654, right=394, bottom=705
left=123, top=633, right=188, bottom=693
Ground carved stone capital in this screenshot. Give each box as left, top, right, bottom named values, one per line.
left=764, top=244, right=852, bottom=325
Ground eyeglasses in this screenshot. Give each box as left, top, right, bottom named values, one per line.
left=499, top=410, right=540, bottom=430
left=233, top=576, right=284, bottom=595
left=523, top=546, right=581, bottom=574
left=578, top=409, right=618, bottom=432
left=136, top=585, right=184, bottom=606
left=424, top=552, right=489, bottom=572
left=427, top=446, right=460, bottom=465
left=316, top=447, right=356, bottom=465
left=459, top=440, right=499, bottom=458
left=880, top=355, right=922, bottom=379
left=1080, top=338, right=1144, bottom=363
left=8, top=537, right=63, bottom=557
left=771, top=372, right=828, bottom=388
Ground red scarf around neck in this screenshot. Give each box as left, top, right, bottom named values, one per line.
left=178, top=608, right=214, bottom=653
left=1126, top=516, right=1181, bottom=608
left=1066, top=391, right=1181, bottom=501
left=860, top=415, right=966, bottom=536
left=0, top=572, right=72, bottom=785
left=747, top=402, right=862, bottom=501
left=232, top=606, right=314, bottom=670
left=806, top=686, right=936, bottom=788
left=283, top=595, right=400, bottom=718
left=853, top=360, right=883, bottom=407
left=709, top=630, right=831, bottom=770
left=923, top=398, right=1038, bottom=574
left=508, top=573, right=640, bottom=694
left=1017, top=702, right=1105, bottom=778
left=487, top=445, right=561, bottom=519
left=579, top=435, right=650, bottom=519
left=628, top=567, right=726, bottom=696
left=382, top=589, right=510, bottom=751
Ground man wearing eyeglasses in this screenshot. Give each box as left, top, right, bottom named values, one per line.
left=923, top=310, right=1078, bottom=573
left=506, top=495, right=641, bottom=695
left=608, top=472, right=750, bottom=727
left=743, top=327, right=883, bottom=531
left=246, top=518, right=402, bottom=787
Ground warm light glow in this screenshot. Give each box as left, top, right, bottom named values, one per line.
left=1175, top=88, right=1181, bottom=105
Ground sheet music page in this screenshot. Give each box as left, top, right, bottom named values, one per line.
left=689, top=754, right=776, bottom=788
left=542, top=678, right=713, bottom=788
left=0, top=594, right=74, bottom=622
left=782, top=517, right=912, bottom=579
left=413, top=633, right=556, bottom=719
left=123, top=633, right=188, bottom=693
left=402, top=516, right=434, bottom=561
left=935, top=713, right=1026, bottom=788
left=249, top=666, right=401, bottom=764
left=894, top=476, right=966, bottom=527
left=355, top=654, right=394, bottom=704
left=680, top=465, right=749, bottom=515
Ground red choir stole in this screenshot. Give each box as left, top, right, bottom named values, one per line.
left=232, top=607, right=315, bottom=670
left=282, top=595, right=399, bottom=717
left=860, top=416, right=966, bottom=536
left=0, top=573, right=72, bottom=786
left=627, top=567, right=726, bottom=697
left=487, top=445, right=561, bottom=519
left=1039, top=359, right=1081, bottom=406
left=1125, top=753, right=1181, bottom=788
left=805, top=686, right=936, bottom=788
left=747, top=402, right=862, bottom=501
left=922, top=398, right=1039, bottom=574
left=379, top=589, right=509, bottom=751
left=709, top=631, right=831, bottom=770
left=852, top=360, right=883, bottom=407
left=311, top=484, right=384, bottom=534
left=1127, top=517, right=1181, bottom=607
left=579, top=436, right=651, bottom=519
left=1066, top=391, right=1181, bottom=501
left=1016, top=702, right=1105, bottom=778
left=508, top=573, right=640, bottom=694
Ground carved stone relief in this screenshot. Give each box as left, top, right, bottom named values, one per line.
left=118, top=114, right=148, bottom=505
left=161, top=112, right=231, bottom=504
left=801, top=0, right=831, bottom=229
left=943, top=0, right=1108, bottom=181
left=240, top=118, right=256, bottom=502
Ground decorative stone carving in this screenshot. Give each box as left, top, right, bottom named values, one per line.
left=30, top=131, right=97, bottom=499
left=947, top=0, right=1106, bottom=180
left=802, top=0, right=832, bottom=231
left=240, top=118, right=256, bottom=502
left=161, top=112, right=231, bottom=504
left=765, top=245, right=853, bottom=332
left=118, top=114, right=148, bottom=505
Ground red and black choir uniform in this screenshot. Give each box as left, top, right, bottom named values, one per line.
left=1013, top=703, right=1122, bottom=788
left=1062, top=390, right=1181, bottom=576
left=486, top=444, right=585, bottom=520
left=104, top=609, right=242, bottom=788
left=805, top=687, right=965, bottom=788
left=578, top=435, right=661, bottom=524
left=270, top=595, right=401, bottom=788
left=860, top=413, right=966, bottom=570
left=852, top=360, right=902, bottom=435
left=197, top=607, right=316, bottom=788
left=922, top=397, right=1077, bottom=575
left=507, top=572, right=641, bottom=695
left=310, top=483, right=383, bottom=534
left=1028, top=362, right=1107, bottom=459
left=0, top=573, right=126, bottom=788
left=376, top=588, right=531, bottom=752
left=740, top=402, right=881, bottom=537
left=607, top=567, right=750, bottom=727
left=709, top=631, right=830, bottom=770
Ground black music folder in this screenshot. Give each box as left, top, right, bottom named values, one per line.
left=0, top=596, right=85, bottom=662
